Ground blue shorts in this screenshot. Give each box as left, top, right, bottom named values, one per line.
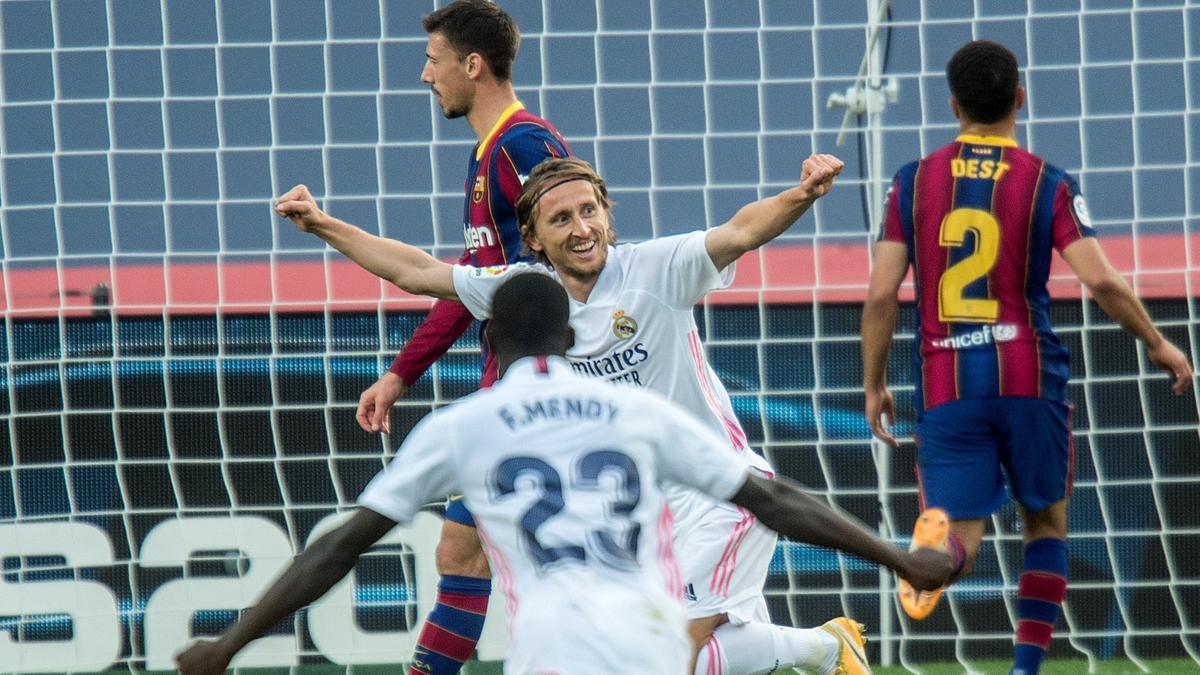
left=445, top=495, right=476, bottom=527
left=915, top=397, right=1074, bottom=519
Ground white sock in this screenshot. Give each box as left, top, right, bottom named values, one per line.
left=693, top=621, right=839, bottom=675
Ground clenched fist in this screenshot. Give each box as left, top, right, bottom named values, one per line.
left=274, top=184, right=326, bottom=232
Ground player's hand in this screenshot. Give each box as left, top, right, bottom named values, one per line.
left=175, top=638, right=234, bottom=675
left=274, top=184, right=326, bottom=232
left=797, top=153, right=844, bottom=202
left=357, top=371, right=409, bottom=433
left=1147, top=337, right=1194, bottom=395
left=902, top=546, right=957, bottom=592
left=865, top=385, right=898, bottom=447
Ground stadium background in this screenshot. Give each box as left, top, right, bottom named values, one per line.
left=1, top=0, right=1198, bottom=671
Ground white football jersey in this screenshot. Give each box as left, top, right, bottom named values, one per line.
left=357, top=356, right=750, bottom=673
left=452, top=231, right=775, bottom=486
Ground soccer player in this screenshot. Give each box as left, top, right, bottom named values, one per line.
left=860, top=40, right=1195, bottom=675
left=175, top=274, right=954, bottom=675
left=362, top=3, right=570, bottom=673
left=275, top=154, right=885, bottom=674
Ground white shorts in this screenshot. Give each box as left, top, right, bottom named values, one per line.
left=671, top=492, right=777, bottom=624
left=504, top=588, right=691, bottom=674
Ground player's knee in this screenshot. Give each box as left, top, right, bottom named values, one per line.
left=1021, top=500, right=1069, bottom=542
left=434, top=524, right=490, bottom=578
left=686, top=614, right=727, bottom=649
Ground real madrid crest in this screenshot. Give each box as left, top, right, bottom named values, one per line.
left=612, top=310, right=638, bottom=340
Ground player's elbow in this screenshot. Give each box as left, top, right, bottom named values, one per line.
left=388, top=270, right=427, bottom=296
left=388, top=258, right=444, bottom=298
left=1080, top=270, right=1128, bottom=301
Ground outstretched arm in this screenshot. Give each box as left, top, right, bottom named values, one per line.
left=1061, top=237, right=1194, bottom=394
left=704, top=153, right=844, bottom=271
left=647, top=389, right=952, bottom=590
left=174, top=509, right=397, bottom=675
left=275, top=184, right=458, bottom=300
left=861, top=240, right=910, bottom=446
left=730, top=474, right=954, bottom=592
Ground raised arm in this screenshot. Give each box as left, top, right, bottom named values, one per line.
left=275, top=184, right=458, bottom=300
left=861, top=240, right=910, bottom=446
left=704, top=153, right=844, bottom=271
left=1060, top=237, right=1194, bottom=394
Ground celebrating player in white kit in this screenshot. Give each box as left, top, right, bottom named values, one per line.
left=273, top=154, right=886, bottom=674
left=175, top=274, right=953, bottom=675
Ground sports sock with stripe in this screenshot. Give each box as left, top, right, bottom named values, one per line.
left=407, top=575, right=490, bottom=675
left=693, top=621, right=838, bottom=675
left=1011, top=537, right=1068, bottom=675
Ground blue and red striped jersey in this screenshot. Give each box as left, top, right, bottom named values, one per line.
left=391, top=102, right=570, bottom=388
left=462, top=102, right=571, bottom=267
left=880, top=134, right=1096, bottom=413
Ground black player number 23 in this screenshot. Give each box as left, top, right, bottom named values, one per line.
left=491, top=450, right=642, bottom=572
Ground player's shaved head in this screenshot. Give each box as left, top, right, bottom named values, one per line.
left=947, top=40, right=1020, bottom=125
left=487, top=273, right=572, bottom=365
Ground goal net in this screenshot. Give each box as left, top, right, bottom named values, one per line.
left=1, top=0, right=1198, bottom=671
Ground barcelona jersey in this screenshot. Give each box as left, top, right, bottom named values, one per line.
left=462, top=102, right=570, bottom=268
left=390, top=102, right=570, bottom=388
left=879, top=134, right=1096, bottom=413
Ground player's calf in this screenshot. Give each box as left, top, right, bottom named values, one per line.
left=692, top=619, right=860, bottom=675
left=410, top=515, right=492, bottom=674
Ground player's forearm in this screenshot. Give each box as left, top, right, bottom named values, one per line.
left=736, top=476, right=911, bottom=575
left=390, top=299, right=477, bottom=383
left=307, top=214, right=457, bottom=300
left=861, top=293, right=898, bottom=389
left=740, top=187, right=816, bottom=240
left=721, top=190, right=815, bottom=261
left=215, top=537, right=359, bottom=658
left=1087, top=273, right=1165, bottom=349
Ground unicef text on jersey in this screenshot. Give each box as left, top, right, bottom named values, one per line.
left=930, top=323, right=1019, bottom=350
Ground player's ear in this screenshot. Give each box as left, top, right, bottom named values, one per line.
left=1013, top=86, right=1026, bottom=113
left=522, top=223, right=544, bottom=253
left=465, top=52, right=484, bottom=79
left=949, top=97, right=961, bottom=120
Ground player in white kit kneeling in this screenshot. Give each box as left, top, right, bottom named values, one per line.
left=176, top=274, right=953, bottom=675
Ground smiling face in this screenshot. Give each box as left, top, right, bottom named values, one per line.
left=525, top=179, right=614, bottom=283
left=420, top=32, right=474, bottom=119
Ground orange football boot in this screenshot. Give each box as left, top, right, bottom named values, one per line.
left=898, top=508, right=951, bottom=620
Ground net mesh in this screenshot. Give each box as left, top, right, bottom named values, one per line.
left=1, top=0, right=1198, bottom=670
